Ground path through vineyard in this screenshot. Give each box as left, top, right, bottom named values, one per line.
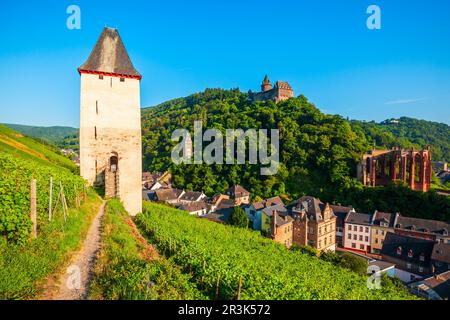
left=53, top=200, right=106, bottom=300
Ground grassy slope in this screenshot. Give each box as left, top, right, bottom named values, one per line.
left=0, top=124, right=100, bottom=299
left=89, top=199, right=206, bottom=300
left=0, top=124, right=77, bottom=173
left=3, top=123, right=78, bottom=146
left=137, top=202, right=414, bottom=300
left=0, top=191, right=101, bottom=299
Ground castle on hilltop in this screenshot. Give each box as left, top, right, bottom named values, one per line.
left=248, top=75, right=294, bottom=103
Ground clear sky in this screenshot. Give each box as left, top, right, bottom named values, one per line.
left=0, top=0, right=449, bottom=127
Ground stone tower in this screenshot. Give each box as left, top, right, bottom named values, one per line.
left=261, top=75, right=272, bottom=92
left=78, top=27, right=142, bottom=215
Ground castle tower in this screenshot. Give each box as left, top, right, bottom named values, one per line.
left=261, top=75, right=272, bottom=92
left=78, top=27, right=142, bottom=215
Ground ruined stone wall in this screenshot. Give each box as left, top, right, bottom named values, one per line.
left=80, top=73, right=142, bottom=215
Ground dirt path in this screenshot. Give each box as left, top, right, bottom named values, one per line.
left=53, top=200, right=106, bottom=300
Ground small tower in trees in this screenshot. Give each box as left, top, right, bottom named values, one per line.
left=261, top=74, right=272, bottom=92
left=78, top=27, right=142, bottom=215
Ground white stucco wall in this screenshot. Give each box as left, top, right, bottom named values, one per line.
left=343, top=223, right=372, bottom=251
left=80, top=73, right=142, bottom=215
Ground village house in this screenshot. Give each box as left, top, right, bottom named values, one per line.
left=179, top=191, right=206, bottom=204
left=260, top=204, right=288, bottom=235
left=245, top=196, right=285, bottom=230
left=201, top=202, right=237, bottom=224
left=368, top=260, right=396, bottom=278
left=431, top=243, right=450, bottom=274
left=177, top=201, right=209, bottom=216
left=394, top=216, right=450, bottom=244
left=343, top=212, right=372, bottom=254
left=370, top=211, right=399, bottom=255
left=288, top=196, right=336, bottom=252
left=432, top=161, right=448, bottom=173
left=329, top=204, right=355, bottom=247
left=153, top=188, right=185, bottom=204
left=206, top=194, right=231, bottom=212
left=142, top=171, right=172, bottom=190
left=409, top=270, right=450, bottom=300
left=270, top=211, right=294, bottom=248
left=142, top=172, right=161, bottom=189
left=381, top=232, right=435, bottom=283
left=225, top=185, right=250, bottom=205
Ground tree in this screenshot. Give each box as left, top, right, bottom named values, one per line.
left=141, top=89, right=450, bottom=222
left=228, top=206, right=250, bottom=229
left=319, top=250, right=342, bottom=264
left=291, top=244, right=318, bottom=257
left=339, top=252, right=368, bottom=276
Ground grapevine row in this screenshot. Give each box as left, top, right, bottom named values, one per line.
left=136, top=202, right=413, bottom=300
left=0, top=153, right=86, bottom=244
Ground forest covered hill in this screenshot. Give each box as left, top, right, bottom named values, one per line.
left=3, top=123, right=79, bottom=152
left=141, top=89, right=450, bottom=221
left=350, top=117, right=450, bottom=162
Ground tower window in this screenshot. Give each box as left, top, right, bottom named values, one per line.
left=94, top=126, right=97, bottom=140
left=96, top=101, right=98, bottom=115
left=110, top=78, right=113, bottom=88
left=99, top=75, right=104, bottom=80
left=120, top=78, right=125, bottom=82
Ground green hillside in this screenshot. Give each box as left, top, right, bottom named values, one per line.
left=0, top=125, right=99, bottom=299
left=142, top=88, right=369, bottom=199
left=3, top=123, right=79, bottom=153
left=89, top=200, right=207, bottom=300
left=0, top=124, right=77, bottom=173
left=135, top=202, right=413, bottom=300
left=351, top=117, right=450, bottom=162
left=141, top=89, right=450, bottom=220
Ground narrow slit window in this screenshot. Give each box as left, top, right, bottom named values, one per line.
left=96, top=101, right=98, bottom=115
left=110, top=78, right=112, bottom=88
left=94, top=126, right=97, bottom=140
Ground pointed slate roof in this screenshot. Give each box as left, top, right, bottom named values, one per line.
left=79, top=27, right=141, bottom=79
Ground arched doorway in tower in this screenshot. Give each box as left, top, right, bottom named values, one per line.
left=105, top=152, right=119, bottom=199
left=110, top=154, right=118, bottom=172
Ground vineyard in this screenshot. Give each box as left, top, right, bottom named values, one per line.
left=0, top=152, right=86, bottom=244
left=89, top=199, right=206, bottom=300
left=136, top=202, right=414, bottom=300
left=0, top=125, right=103, bottom=299
left=0, top=124, right=77, bottom=173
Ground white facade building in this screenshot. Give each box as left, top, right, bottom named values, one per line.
left=343, top=212, right=372, bottom=253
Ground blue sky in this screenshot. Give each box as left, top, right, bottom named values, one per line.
left=0, top=0, right=449, bottom=127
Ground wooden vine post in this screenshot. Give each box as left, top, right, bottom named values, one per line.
left=30, top=179, right=37, bottom=239
left=236, top=275, right=243, bottom=300
left=60, top=180, right=67, bottom=222
left=75, top=184, right=80, bottom=209
left=215, top=274, right=221, bottom=299
left=48, top=176, right=53, bottom=222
